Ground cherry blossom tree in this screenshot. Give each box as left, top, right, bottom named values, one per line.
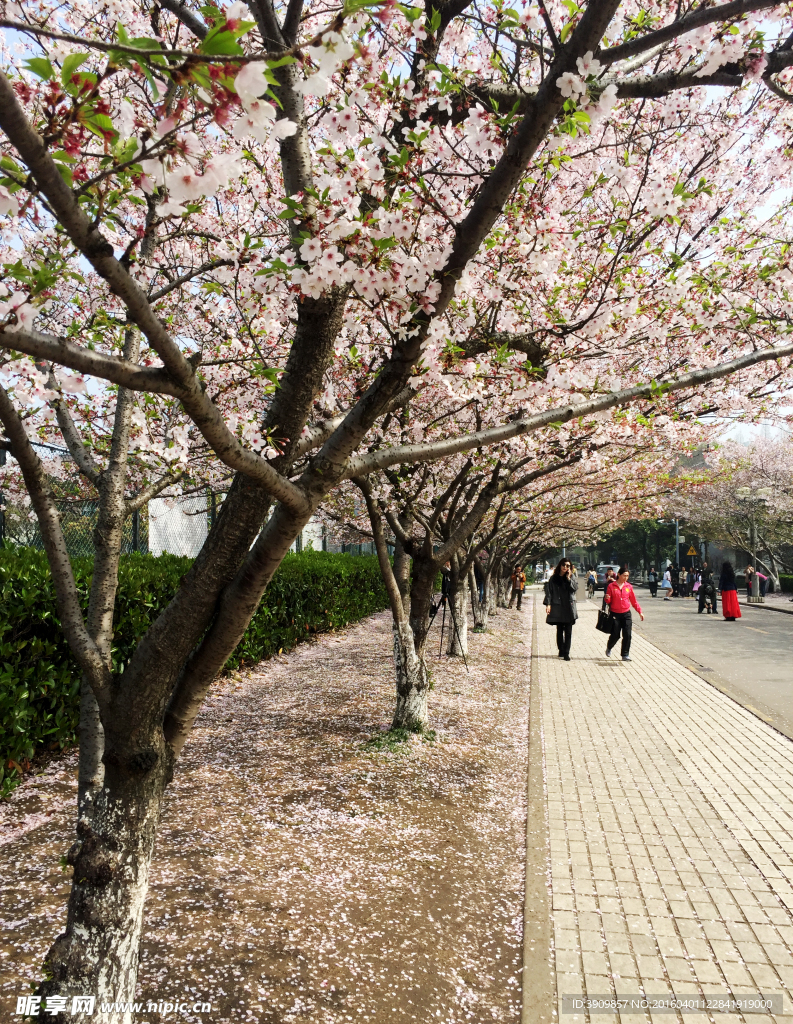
left=3, top=0, right=793, bottom=1013
left=328, top=395, right=713, bottom=727
left=671, top=436, right=793, bottom=585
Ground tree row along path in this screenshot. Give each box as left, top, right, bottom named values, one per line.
left=533, top=595, right=793, bottom=1024
left=0, top=608, right=531, bottom=1023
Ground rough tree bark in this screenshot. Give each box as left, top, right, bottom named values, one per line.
left=469, top=566, right=488, bottom=631
left=446, top=557, right=469, bottom=657
left=357, top=480, right=435, bottom=730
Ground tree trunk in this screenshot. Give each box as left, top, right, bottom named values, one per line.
left=497, top=574, right=509, bottom=608
left=469, top=568, right=488, bottom=631
left=487, top=565, right=499, bottom=616
left=40, top=742, right=172, bottom=1024
left=447, top=577, right=468, bottom=657
left=392, top=618, right=429, bottom=730
left=77, top=681, right=104, bottom=821
left=756, top=546, right=780, bottom=593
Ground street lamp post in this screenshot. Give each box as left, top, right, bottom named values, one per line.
left=750, top=511, right=760, bottom=602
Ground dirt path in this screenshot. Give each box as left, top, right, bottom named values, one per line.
left=1, top=606, right=532, bottom=1023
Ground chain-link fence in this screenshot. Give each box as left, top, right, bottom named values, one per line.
left=0, top=487, right=379, bottom=560
left=2, top=500, right=149, bottom=557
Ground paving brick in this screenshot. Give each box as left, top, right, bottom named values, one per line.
left=636, top=954, right=667, bottom=980
left=534, top=600, right=793, bottom=1024
left=693, top=960, right=725, bottom=985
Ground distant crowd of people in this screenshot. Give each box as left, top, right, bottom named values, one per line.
left=642, top=560, right=768, bottom=621
left=521, top=553, right=766, bottom=664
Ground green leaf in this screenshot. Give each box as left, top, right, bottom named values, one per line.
left=200, top=25, right=244, bottom=55
left=60, top=53, right=89, bottom=88
left=24, top=58, right=55, bottom=81
left=54, top=162, right=74, bottom=186
left=82, top=111, right=117, bottom=141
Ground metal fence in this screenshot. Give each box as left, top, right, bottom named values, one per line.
left=0, top=489, right=378, bottom=560
left=2, top=500, right=149, bottom=557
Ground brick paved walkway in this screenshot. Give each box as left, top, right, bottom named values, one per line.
left=532, top=595, right=793, bottom=1024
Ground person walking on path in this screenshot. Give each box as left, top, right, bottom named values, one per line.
left=601, top=567, right=616, bottom=601
left=698, top=563, right=718, bottom=615
left=604, top=566, right=644, bottom=662
left=661, top=566, right=673, bottom=600
left=671, top=562, right=680, bottom=597
left=508, top=565, right=526, bottom=610
left=473, top=557, right=485, bottom=603
left=647, top=565, right=658, bottom=598
left=586, top=568, right=597, bottom=599
left=544, top=558, right=578, bottom=660
left=719, top=561, right=742, bottom=621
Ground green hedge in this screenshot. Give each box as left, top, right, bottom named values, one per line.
left=0, top=548, right=387, bottom=797
left=780, top=575, right=793, bottom=594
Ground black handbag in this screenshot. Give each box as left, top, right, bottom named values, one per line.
left=596, top=608, right=613, bottom=634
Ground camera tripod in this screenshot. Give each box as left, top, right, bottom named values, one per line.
left=427, top=591, right=469, bottom=672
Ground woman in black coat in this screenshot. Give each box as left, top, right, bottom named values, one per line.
left=544, top=557, right=579, bottom=660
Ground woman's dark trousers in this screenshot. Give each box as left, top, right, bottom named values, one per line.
left=556, top=623, right=573, bottom=657
left=607, top=612, right=632, bottom=657
left=649, top=582, right=658, bottom=597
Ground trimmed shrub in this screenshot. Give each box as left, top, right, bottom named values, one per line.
left=0, top=548, right=387, bottom=797
left=779, top=575, right=793, bottom=594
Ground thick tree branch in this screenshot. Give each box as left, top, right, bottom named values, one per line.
left=125, top=471, right=185, bottom=513
left=291, top=413, right=347, bottom=457
left=0, top=326, right=177, bottom=394
left=313, top=0, right=623, bottom=477
left=459, top=329, right=547, bottom=366
left=342, top=341, right=793, bottom=478
left=158, top=0, right=209, bottom=39
left=599, top=0, right=780, bottom=66
left=281, top=0, right=304, bottom=46
left=0, top=74, right=309, bottom=514
left=50, top=389, right=103, bottom=487
left=355, top=477, right=405, bottom=622
left=0, top=19, right=287, bottom=61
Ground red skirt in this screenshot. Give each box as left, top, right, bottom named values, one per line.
left=721, top=590, right=741, bottom=619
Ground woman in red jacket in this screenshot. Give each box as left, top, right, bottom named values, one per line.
left=604, top=566, right=645, bottom=662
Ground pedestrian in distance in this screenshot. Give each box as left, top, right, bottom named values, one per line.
left=473, top=557, right=485, bottom=603
left=604, top=566, right=644, bottom=662
left=679, top=567, right=689, bottom=599
left=544, top=557, right=578, bottom=660
left=508, top=564, right=526, bottom=610
left=745, top=564, right=768, bottom=598
left=661, top=566, right=673, bottom=600
left=586, top=568, right=596, bottom=599
left=647, top=565, right=658, bottom=598
left=697, top=563, right=717, bottom=615
left=719, top=561, right=742, bottom=621
left=671, top=563, right=680, bottom=597
left=601, top=567, right=616, bottom=603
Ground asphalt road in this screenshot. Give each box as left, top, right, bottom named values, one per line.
left=622, top=588, right=793, bottom=741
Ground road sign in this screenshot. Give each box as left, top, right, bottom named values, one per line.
left=686, top=545, right=698, bottom=556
